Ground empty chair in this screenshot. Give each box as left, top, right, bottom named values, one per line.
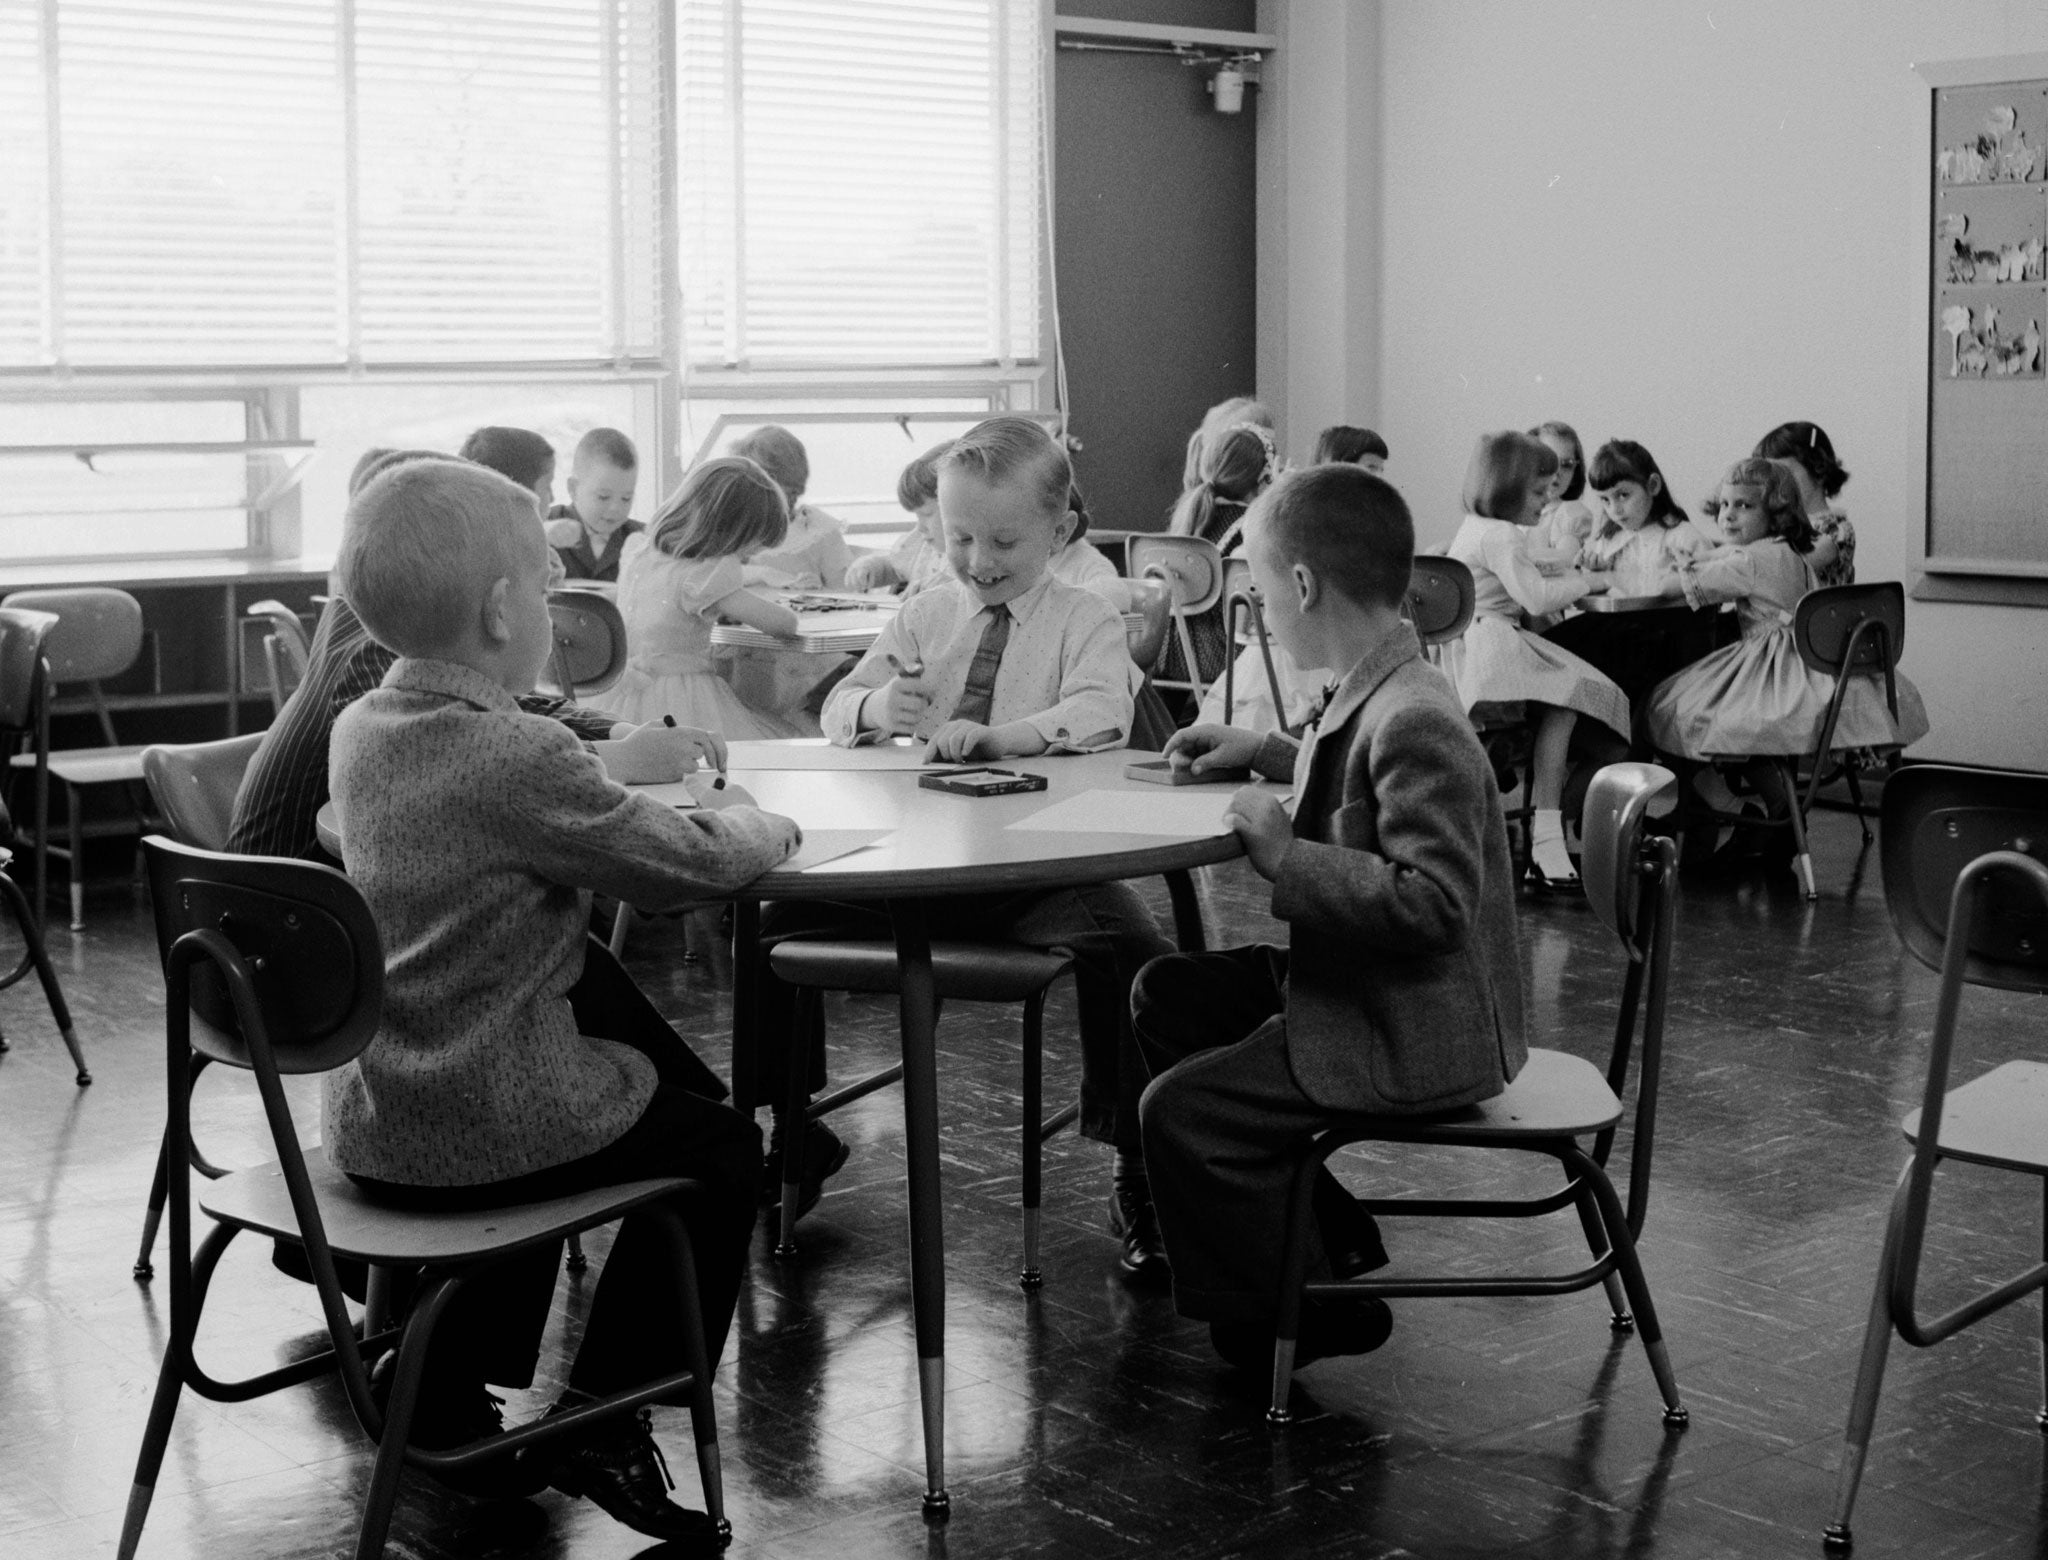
left=0, top=606, right=57, bottom=925
left=245, top=599, right=312, bottom=715
left=543, top=589, right=630, bottom=701
left=1121, top=574, right=1179, bottom=753
left=1, top=586, right=152, bottom=929
left=1218, top=555, right=1287, bottom=729
left=1263, top=762, right=1687, bottom=1429
left=1824, top=764, right=2048, bottom=1553
left=1127, top=533, right=1224, bottom=706
left=119, top=837, right=731, bottom=1560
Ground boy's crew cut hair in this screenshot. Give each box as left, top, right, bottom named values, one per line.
left=938, top=416, right=1072, bottom=520
left=1312, top=425, right=1389, bottom=466
left=1260, top=464, right=1414, bottom=609
left=1462, top=431, right=1556, bottom=521
left=337, top=459, right=538, bottom=659
left=574, top=426, right=637, bottom=470
left=896, top=440, right=952, bottom=511
left=648, top=457, right=791, bottom=561
left=459, top=426, right=555, bottom=492
left=731, top=424, right=809, bottom=501
left=1586, top=439, right=1689, bottom=527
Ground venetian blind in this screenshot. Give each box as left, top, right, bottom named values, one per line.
left=678, top=0, right=1044, bottom=371
left=0, top=0, right=667, bottom=372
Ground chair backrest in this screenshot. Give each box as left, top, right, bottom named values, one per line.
left=245, top=600, right=312, bottom=710
left=1403, top=557, right=1477, bottom=648
left=142, top=734, right=266, bottom=853
left=1581, top=761, right=1679, bottom=958
left=1880, top=763, right=2048, bottom=994
left=0, top=587, right=144, bottom=684
left=0, top=606, right=58, bottom=732
left=543, top=589, right=628, bottom=699
left=141, top=835, right=384, bottom=1074
left=1794, top=581, right=1906, bottom=679
left=1126, top=534, right=1225, bottom=617
left=1124, top=576, right=1174, bottom=675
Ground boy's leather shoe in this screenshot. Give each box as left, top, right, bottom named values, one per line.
left=1210, top=1298, right=1393, bottom=1374
left=368, top=1353, right=547, bottom=1500
left=759, top=1118, right=850, bottom=1218
left=1107, top=1181, right=1170, bottom=1277
left=545, top=1405, right=728, bottom=1550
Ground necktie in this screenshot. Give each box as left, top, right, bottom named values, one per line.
left=950, top=604, right=1011, bottom=726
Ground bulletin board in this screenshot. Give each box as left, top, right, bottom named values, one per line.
left=1923, top=68, right=2048, bottom=599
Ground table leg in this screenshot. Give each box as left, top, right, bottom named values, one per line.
left=888, top=896, right=948, bottom=1518
left=1164, top=868, right=1206, bottom=953
left=730, top=900, right=761, bottom=1118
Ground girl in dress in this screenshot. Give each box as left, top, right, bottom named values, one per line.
left=1525, top=420, right=1599, bottom=570
left=1441, top=431, right=1629, bottom=888
left=1180, top=394, right=1271, bottom=490
left=731, top=425, right=853, bottom=589
left=1645, top=458, right=1926, bottom=818
left=597, top=457, right=813, bottom=739
left=1163, top=421, right=1280, bottom=690
left=1753, top=421, right=1854, bottom=586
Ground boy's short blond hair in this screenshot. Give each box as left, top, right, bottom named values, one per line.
left=939, top=416, right=1071, bottom=521
left=338, top=458, right=542, bottom=658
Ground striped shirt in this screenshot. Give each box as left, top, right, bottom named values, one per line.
left=227, top=596, right=616, bottom=859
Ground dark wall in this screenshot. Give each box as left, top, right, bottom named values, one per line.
left=1054, top=0, right=1258, bottom=535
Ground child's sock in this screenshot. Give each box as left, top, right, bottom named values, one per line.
left=1531, top=808, right=1578, bottom=884
left=1111, top=1149, right=1147, bottom=1192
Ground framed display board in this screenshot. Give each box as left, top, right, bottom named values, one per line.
left=1920, top=54, right=2048, bottom=603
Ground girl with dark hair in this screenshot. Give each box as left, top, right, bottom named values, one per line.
left=1752, top=421, right=1854, bottom=586
left=1525, top=419, right=1598, bottom=569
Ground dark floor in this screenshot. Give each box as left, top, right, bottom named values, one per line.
left=5, top=808, right=2048, bottom=1559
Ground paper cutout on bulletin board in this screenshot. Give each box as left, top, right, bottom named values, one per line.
left=1937, top=103, right=2044, bottom=184
left=1939, top=299, right=2043, bottom=378
left=1939, top=213, right=2045, bottom=283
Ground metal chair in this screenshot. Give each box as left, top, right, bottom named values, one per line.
left=764, top=936, right=1078, bottom=1284
left=1823, top=764, right=2048, bottom=1553
left=1404, top=555, right=1478, bottom=660
left=0, top=606, right=57, bottom=926
left=1668, top=583, right=1912, bottom=902
left=542, top=589, right=629, bottom=701
left=120, top=837, right=730, bottom=1560
left=245, top=599, right=312, bottom=716
left=1124, top=575, right=1173, bottom=675
left=1219, top=555, right=1286, bottom=728
left=2, top=586, right=152, bottom=928
left=1264, top=762, right=1687, bottom=1431
left=1126, top=534, right=1224, bottom=705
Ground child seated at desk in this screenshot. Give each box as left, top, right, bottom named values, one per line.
left=1136, top=464, right=1527, bottom=1372
left=327, top=457, right=798, bottom=1541
left=732, top=424, right=853, bottom=589
left=545, top=427, right=643, bottom=582
left=758, top=417, right=1180, bottom=1273
left=845, top=441, right=952, bottom=595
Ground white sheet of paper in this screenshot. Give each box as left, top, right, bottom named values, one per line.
left=1006, top=789, right=1242, bottom=837
left=777, top=828, right=893, bottom=873
left=631, top=779, right=701, bottom=808
left=724, top=739, right=934, bottom=771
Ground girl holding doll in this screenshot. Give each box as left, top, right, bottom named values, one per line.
left=1442, top=431, right=1631, bottom=889
left=1644, top=457, right=1926, bottom=816
left=598, top=457, right=814, bottom=739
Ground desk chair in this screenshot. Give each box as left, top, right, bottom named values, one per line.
left=542, top=589, right=629, bottom=701
left=1667, top=582, right=1911, bottom=902
left=1824, top=764, right=2048, bottom=1553
left=1127, top=534, right=1224, bottom=707
left=1122, top=575, right=1180, bottom=753
left=121, top=838, right=730, bottom=1560
left=2, top=586, right=153, bottom=929
left=0, top=606, right=57, bottom=927
left=245, top=600, right=312, bottom=716
left=1264, top=762, right=1687, bottom=1430
left=1219, top=556, right=1287, bottom=729
left=765, top=937, right=1077, bottom=1285
left=131, top=734, right=266, bottom=1280
left=1404, top=555, right=1477, bottom=663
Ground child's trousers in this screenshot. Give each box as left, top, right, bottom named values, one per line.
left=1134, top=946, right=1387, bottom=1322
left=754, top=882, right=1172, bottom=1152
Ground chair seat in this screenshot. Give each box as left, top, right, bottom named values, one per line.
left=199, top=1146, right=688, bottom=1264
left=1903, top=1059, right=2048, bottom=1173
left=13, top=743, right=149, bottom=785
left=1330, top=1048, right=1623, bottom=1142
left=769, top=937, right=1074, bottom=1003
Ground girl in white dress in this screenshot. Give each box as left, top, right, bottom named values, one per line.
left=1439, top=431, right=1629, bottom=887
left=597, top=457, right=813, bottom=739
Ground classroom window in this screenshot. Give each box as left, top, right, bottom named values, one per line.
left=677, top=0, right=1046, bottom=371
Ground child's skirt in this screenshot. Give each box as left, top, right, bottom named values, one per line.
left=1438, top=614, right=1631, bottom=739
left=1644, top=626, right=1929, bottom=760
left=597, top=661, right=813, bottom=740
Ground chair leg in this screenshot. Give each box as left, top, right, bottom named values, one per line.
left=116, top=1331, right=190, bottom=1560
left=1164, top=868, right=1207, bottom=954
left=1570, top=1146, right=1685, bottom=1426
left=1570, top=1183, right=1633, bottom=1332
left=0, top=867, right=86, bottom=1083
left=134, top=1134, right=169, bottom=1281
left=1267, top=1153, right=1324, bottom=1426
left=2038, top=1177, right=2047, bottom=1433
left=1786, top=784, right=1818, bottom=900
left=608, top=902, right=633, bottom=958
left=654, top=1205, right=731, bottom=1544
left=1844, top=759, right=1874, bottom=845
left=1826, top=1197, right=1907, bottom=1553
left=67, top=779, right=84, bottom=931
left=1020, top=989, right=1046, bottom=1290
left=355, top=1279, right=453, bottom=1560
left=777, top=989, right=820, bottom=1259
left=566, top=1233, right=588, bottom=1273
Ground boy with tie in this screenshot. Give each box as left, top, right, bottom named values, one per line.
left=1137, top=464, right=1528, bottom=1370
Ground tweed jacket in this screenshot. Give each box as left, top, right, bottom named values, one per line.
left=1252, top=623, right=1526, bottom=1113
left=324, top=657, right=799, bottom=1186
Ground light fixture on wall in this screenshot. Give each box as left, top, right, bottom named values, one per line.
left=1201, top=52, right=1261, bottom=115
